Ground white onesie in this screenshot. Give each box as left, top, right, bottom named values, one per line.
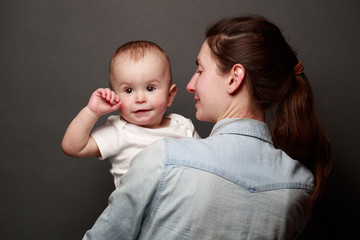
left=91, top=113, right=200, bottom=187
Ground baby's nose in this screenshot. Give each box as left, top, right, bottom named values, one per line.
left=135, top=94, right=146, bottom=104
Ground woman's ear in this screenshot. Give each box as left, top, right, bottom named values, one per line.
left=227, top=64, right=245, bottom=94
left=167, top=84, right=177, bottom=107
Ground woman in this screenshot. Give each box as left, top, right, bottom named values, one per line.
left=83, top=16, right=332, bottom=240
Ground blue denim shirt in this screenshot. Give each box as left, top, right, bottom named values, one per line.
left=83, top=118, right=314, bottom=240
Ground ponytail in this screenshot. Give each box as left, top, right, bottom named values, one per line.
left=271, top=73, right=332, bottom=202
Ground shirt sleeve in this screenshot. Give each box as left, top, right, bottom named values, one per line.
left=82, top=140, right=165, bottom=240
left=90, top=116, right=123, bottom=160
left=192, top=129, right=201, bottom=139
left=185, top=118, right=201, bottom=139
left=167, top=113, right=201, bottom=139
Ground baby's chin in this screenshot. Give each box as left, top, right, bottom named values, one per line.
left=125, top=116, right=164, bottom=129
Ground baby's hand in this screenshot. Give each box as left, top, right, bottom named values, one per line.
left=87, top=88, right=121, bottom=116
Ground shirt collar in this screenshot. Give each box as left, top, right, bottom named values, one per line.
left=210, top=118, right=273, bottom=145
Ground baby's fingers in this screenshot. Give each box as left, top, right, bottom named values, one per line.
left=110, top=100, right=121, bottom=110
left=108, top=91, right=120, bottom=105
left=113, top=95, right=120, bottom=104
left=101, top=88, right=111, bottom=100
left=102, top=89, right=118, bottom=104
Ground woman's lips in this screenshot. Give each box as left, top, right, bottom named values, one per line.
left=194, top=97, right=200, bottom=106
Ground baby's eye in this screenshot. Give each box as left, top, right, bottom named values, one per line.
left=146, top=86, right=155, bottom=92
left=125, top=88, right=133, bottom=94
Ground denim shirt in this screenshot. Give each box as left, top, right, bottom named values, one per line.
left=83, top=119, right=314, bottom=240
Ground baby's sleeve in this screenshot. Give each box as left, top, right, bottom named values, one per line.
left=91, top=115, right=123, bottom=160
left=171, top=113, right=201, bottom=139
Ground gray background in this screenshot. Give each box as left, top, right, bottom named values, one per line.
left=1, top=0, right=359, bottom=239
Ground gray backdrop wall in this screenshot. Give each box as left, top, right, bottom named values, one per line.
left=1, top=0, right=359, bottom=239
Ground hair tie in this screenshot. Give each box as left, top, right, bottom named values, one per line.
left=294, top=61, right=304, bottom=75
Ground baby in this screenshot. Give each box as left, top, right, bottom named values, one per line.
left=62, top=41, right=200, bottom=188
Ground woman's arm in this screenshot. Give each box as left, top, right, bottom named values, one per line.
left=82, top=140, right=165, bottom=240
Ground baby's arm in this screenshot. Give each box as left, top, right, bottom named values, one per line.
left=61, top=88, right=121, bottom=158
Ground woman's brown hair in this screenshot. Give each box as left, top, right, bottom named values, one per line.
left=206, top=16, right=332, bottom=202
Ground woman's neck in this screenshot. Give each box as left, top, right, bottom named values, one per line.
left=218, top=97, right=265, bottom=122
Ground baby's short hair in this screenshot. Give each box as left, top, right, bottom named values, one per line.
left=109, top=40, right=171, bottom=76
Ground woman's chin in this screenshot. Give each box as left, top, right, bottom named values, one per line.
left=196, top=112, right=212, bottom=123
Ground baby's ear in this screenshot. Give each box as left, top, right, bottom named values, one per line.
left=167, top=84, right=177, bottom=107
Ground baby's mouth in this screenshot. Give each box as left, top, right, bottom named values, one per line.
left=134, top=109, right=150, bottom=113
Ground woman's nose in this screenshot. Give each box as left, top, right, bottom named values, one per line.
left=186, top=74, right=196, bottom=93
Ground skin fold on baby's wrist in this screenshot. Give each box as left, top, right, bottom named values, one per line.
left=84, top=106, right=102, bottom=118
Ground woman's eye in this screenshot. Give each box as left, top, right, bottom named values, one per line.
left=146, top=86, right=155, bottom=92
left=125, top=88, right=133, bottom=94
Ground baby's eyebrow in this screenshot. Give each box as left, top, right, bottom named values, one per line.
left=118, top=82, right=131, bottom=88
left=147, top=79, right=161, bottom=84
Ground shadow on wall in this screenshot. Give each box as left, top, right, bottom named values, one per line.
left=299, top=171, right=359, bottom=239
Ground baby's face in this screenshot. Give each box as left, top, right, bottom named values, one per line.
left=110, top=52, right=175, bottom=128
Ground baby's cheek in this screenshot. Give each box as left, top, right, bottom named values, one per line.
left=119, top=102, right=129, bottom=113
left=155, top=101, right=168, bottom=111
